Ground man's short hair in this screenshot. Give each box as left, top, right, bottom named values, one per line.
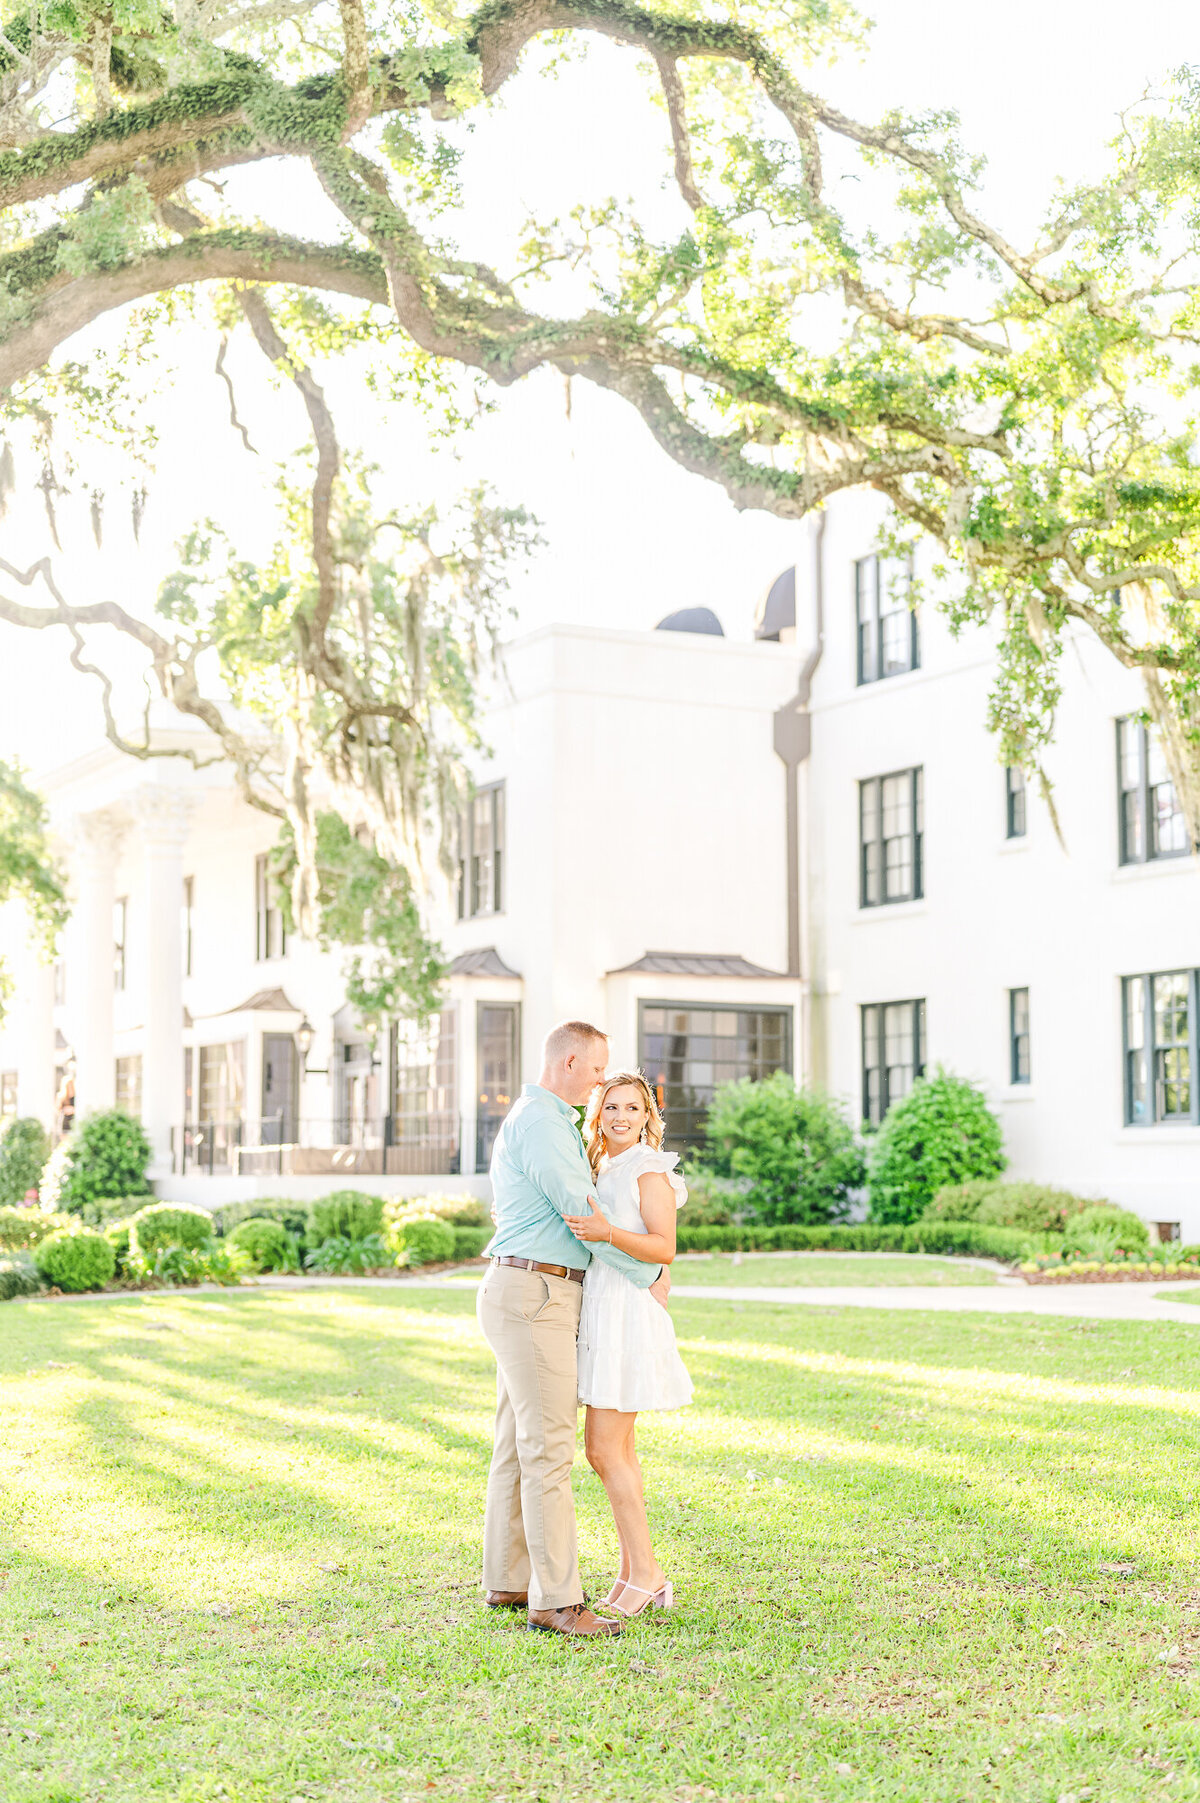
left=542, top=1019, right=609, bottom=1066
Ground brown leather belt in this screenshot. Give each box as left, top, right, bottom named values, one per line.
left=493, top=1255, right=586, bottom=1284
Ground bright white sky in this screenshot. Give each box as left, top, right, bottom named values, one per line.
left=0, top=0, right=1192, bottom=771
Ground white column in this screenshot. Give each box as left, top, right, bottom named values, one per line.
left=68, top=809, right=125, bottom=1119
left=16, top=946, right=56, bottom=1128
left=129, top=787, right=198, bottom=1175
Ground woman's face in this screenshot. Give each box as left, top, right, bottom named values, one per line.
left=600, top=1083, right=648, bottom=1151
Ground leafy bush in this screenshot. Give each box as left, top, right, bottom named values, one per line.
left=82, top=1194, right=158, bottom=1228
left=305, top=1233, right=389, bottom=1274
left=212, top=1198, right=310, bottom=1242
left=0, top=1117, right=50, bottom=1204
left=383, top=1193, right=489, bottom=1230
left=128, top=1242, right=248, bottom=1287
left=701, top=1074, right=865, bottom=1224
left=452, top=1224, right=492, bottom=1261
left=308, top=1191, right=384, bottom=1244
left=129, top=1203, right=215, bottom=1259
left=0, top=1254, right=41, bottom=1300
left=1062, top=1204, right=1149, bottom=1256
left=388, top=1214, right=456, bottom=1267
left=0, top=1205, right=75, bottom=1250
left=33, top=1227, right=116, bottom=1292
left=56, top=1110, right=153, bottom=1212
left=924, top=1179, right=1099, bottom=1234
left=674, top=1169, right=738, bottom=1226
left=868, top=1069, right=1006, bottom=1225
left=226, top=1217, right=300, bottom=1273
left=104, top=1219, right=134, bottom=1276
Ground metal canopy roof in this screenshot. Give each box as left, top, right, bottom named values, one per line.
left=447, top=946, right=522, bottom=979
left=607, top=951, right=788, bottom=978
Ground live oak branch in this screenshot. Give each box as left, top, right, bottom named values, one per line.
left=0, top=0, right=1198, bottom=864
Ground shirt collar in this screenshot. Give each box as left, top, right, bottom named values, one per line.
left=524, top=1083, right=576, bottom=1119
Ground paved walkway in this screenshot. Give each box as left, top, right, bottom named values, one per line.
left=253, top=1272, right=1200, bottom=1325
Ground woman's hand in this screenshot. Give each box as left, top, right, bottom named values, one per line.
left=564, top=1197, right=613, bottom=1244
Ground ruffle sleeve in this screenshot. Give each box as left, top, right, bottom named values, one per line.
left=631, top=1147, right=688, bottom=1211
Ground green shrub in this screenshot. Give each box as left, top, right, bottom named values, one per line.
left=899, top=1221, right=1035, bottom=1260
left=0, top=1205, right=75, bottom=1250
left=33, top=1227, right=116, bottom=1292
left=700, top=1073, right=865, bottom=1224
left=674, top=1169, right=737, bottom=1226
left=925, top=1179, right=1099, bottom=1234
left=56, top=1110, right=153, bottom=1212
left=104, top=1219, right=134, bottom=1276
left=226, top=1217, right=299, bottom=1273
left=673, top=1219, right=1030, bottom=1261
left=0, top=1254, right=41, bottom=1300
left=451, top=1223, right=492, bottom=1261
left=1063, top=1205, right=1149, bottom=1256
left=305, top=1233, right=389, bottom=1274
left=0, top=1117, right=50, bottom=1204
left=128, top=1242, right=247, bottom=1287
left=868, top=1069, right=1006, bottom=1225
left=213, top=1198, right=310, bottom=1242
left=389, top=1214, right=456, bottom=1268
left=130, top=1203, right=215, bottom=1259
left=383, top=1193, right=490, bottom=1230
left=308, top=1190, right=384, bottom=1243
left=82, top=1194, right=157, bottom=1228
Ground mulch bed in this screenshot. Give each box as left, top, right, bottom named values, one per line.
left=1020, top=1267, right=1200, bottom=1285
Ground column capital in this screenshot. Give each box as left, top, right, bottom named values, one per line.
left=67, top=807, right=127, bottom=865
left=127, top=785, right=200, bottom=850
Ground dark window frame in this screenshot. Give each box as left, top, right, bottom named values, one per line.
left=859, top=767, right=924, bottom=908
left=458, top=781, right=506, bottom=921
left=1117, top=717, right=1189, bottom=866
left=1122, top=969, right=1199, bottom=1126
left=861, top=999, right=926, bottom=1126
left=476, top=999, right=521, bottom=1170
left=1009, top=987, right=1031, bottom=1085
left=254, top=853, right=287, bottom=961
left=855, top=553, right=919, bottom=686
left=638, top=1000, right=794, bottom=1151
left=1005, top=766, right=1027, bottom=840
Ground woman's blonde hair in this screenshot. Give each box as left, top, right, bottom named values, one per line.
left=584, top=1069, right=665, bottom=1178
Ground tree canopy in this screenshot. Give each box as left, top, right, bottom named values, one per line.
left=0, top=0, right=1197, bottom=970
left=0, top=757, right=68, bottom=1015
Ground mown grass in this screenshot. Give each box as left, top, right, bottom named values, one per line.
left=2, top=1288, right=1200, bottom=1802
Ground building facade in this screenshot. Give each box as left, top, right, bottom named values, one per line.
left=1, top=494, right=1196, bottom=1229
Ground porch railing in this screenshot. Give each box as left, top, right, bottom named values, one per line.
left=171, top=1115, right=461, bottom=1178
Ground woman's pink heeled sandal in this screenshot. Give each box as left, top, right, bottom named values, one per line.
left=609, top=1579, right=673, bottom=1618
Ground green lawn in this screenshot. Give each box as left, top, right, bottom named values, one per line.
left=3, top=1289, right=1200, bottom=1802
left=1161, top=1289, right=1200, bottom=1305
left=670, top=1253, right=999, bottom=1287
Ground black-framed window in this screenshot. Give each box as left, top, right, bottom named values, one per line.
left=255, top=854, right=286, bottom=961
left=1005, top=766, right=1027, bottom=840
left=861, top=999, right=925, bottom=1126
left=458, top=782, right=505, bottom=920
left=855, top=554, right=918, bottom=685
left=477, top=1001, right=520, bottom=1170
left=1009, top=987, right=1030, bottom=1085
left=182, top=875, right=194, bottom=978
left=1117, top=718, right=1188, bottom=865
left=860, top=768, right=923, bottom=907
left=113, top=896, right=127, bottom=991
left=1123, top=970, right=1198, bottom=1125
left=639, top=1002, right=793, bottom=1151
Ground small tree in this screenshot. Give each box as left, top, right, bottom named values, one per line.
left=702, top=1073, right=865, bottom=1225
left=0, top=1117, right=50, bottom=1204
left=57, top=1111, right=153, bottom=1214
left=868, top=1070, right=1006, bottom=1225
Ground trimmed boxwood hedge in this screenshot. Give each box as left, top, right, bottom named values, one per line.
left=130, top=1203, right=215, bottom=1259
left=674, top=1220, right=1035, bottom=1261
left=33, top=1227, right=116, bottom=1292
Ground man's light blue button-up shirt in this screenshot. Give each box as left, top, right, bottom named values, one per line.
left=486, top=1084, right=659, bottom=1289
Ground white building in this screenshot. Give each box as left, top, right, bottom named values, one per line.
left=1, top=493, right=1197, bottom=1230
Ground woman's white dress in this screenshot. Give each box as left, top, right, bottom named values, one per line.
left=577, top=1144, right=693, bottom=1413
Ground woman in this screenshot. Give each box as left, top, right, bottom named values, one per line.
left=564, top=1070, right=692, bottom=1618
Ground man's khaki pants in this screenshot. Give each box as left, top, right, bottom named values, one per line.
left=477, top=1261, right=584, bottom=1611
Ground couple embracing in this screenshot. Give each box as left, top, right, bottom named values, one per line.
left=476, top=1019, right=693, bottom=1638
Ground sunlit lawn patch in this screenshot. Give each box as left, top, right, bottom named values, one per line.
left=2, top=1290, right=1200, bottom=1801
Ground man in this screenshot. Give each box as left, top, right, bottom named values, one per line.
left=476, top=1019, right=667, bottom=1638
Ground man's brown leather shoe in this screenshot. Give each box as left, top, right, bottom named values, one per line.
left=485, top=1590, right=528, bottom=1608
left=527, top=1603, right=623, bottom=1637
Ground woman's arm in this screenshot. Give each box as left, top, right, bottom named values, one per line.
left=564, top=1172, right=678, bottom=1265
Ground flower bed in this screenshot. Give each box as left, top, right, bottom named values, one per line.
left=1019, top=1257, right=1200, bottom=1284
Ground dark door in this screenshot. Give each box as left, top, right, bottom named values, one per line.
left=261, top=1034, right=297, bottom=1145
left=476, top=1002, right=519, bottom=1172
